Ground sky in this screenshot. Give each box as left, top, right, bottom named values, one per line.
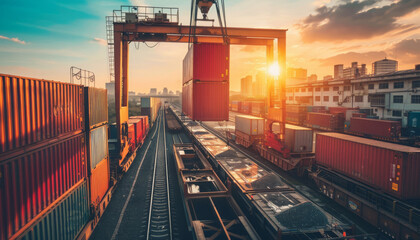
left=1, top=0, right=420, bottom=93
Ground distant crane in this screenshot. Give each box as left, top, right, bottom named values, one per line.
left=188, top=0, right=229, bottom=44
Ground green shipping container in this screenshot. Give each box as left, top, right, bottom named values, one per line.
left=19, top=181, right=90, bottom=240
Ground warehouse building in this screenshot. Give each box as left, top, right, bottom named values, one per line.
left=286, top=66, right=420, bottom=127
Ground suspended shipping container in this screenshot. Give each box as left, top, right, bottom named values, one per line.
left=0, top=133, right=87, bottom=240
left=84, top=87, right=108, bottom=129
left=183, top=43, right=229, bottom=84
left=0, top=74, right=85, bottom=158
left=182, top=81, right=229, bottom=121
left=316, top=132, right=420, bottom=200
left=17, top=181, right=90, bottom=240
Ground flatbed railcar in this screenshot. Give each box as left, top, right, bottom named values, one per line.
left=173, top=143, right=260, bottom=240
left=169, top=105, right=358, bottom=240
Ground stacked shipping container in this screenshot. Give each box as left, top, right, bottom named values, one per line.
left=0, top=74, right=104, bottom=240
left=141, top=97, right=161, bottom=126
left=286, top=105, right=307, bottom=125
left=306, top=112, right=344, bottom=131
left=348, top=117, right=401, bottom=140
left=182, top=43, right=229, bottom=121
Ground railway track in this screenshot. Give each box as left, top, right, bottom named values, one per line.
left=146, top=109, right=172, bottom=240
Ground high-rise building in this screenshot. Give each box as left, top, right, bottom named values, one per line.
left=308, top=74, right=317, bottom=82
left=241, top=75, right=252, bottom=97
left=287, top=68, right=307, bottom=85
left=372, top=58, right=398, bottom=75
left=360, top=64, right=367, bottom=76
left=255, top=71, right=266, bottom=97
left=334, top=64, right=343, bottom=79
left=106, top=82, right=115, bottom=96
left=163, top=87, right=168, bottom=95
left=150, top=88, right=157, bottom=94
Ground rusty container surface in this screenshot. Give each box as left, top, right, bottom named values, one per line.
left=128, top=118, right=143, bottom=146
left=90, top=158, right=110, bottom=208
left=306, top=112, right=344, bottom=131
left=349, top=117, right=401, bottom=139
left=88, top=125, right=108, bottom=171
left=0, top=74, right=85, bottom=158
left=183, top=81, right=229, bottom=121
left=316, top=132, right=420, bottom=200
left=0, top=133, right=87, bottom=240
left=85, top=87, right=108, bottom=130
left=183, top=43, right=230, bottom=85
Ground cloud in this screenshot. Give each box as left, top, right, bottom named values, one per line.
left=317, top=38, right=420, bottom=70
left=92, top=37, right=107, bottom=46
left=298, top=0, right=420, bottom=43
left=0, top=35, right=26, bottom=44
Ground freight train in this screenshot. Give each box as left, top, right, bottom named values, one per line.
left=230, top=101, right=420, bottom=145
left=225, top=102, right=420, bottom=239
left=0, top=74, right=160, bottom=240
left=169, top=105, right=362, bottom=240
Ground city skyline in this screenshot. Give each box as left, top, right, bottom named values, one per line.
left=1, top=0, right=419, bottom=92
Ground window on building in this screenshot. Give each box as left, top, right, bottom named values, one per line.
left=315, top=87, right=321, bottom=92
left=301, top=88, right=306, bottom=92
left=315, top=96, right=320, bottom=101
left=333, top=86, right=339, bottom=91
left=393, top=95, right=403, bottom=103
left=333, top=96, right=339, bottom=102
left=412, top=95, right=420, bottom=104
left=355, top=96, right=363, bottom=102
left=392, top=110, right=402, bottom=117
left=308, top=87, right=313, bottom=91
left=394, top=82, right=404, bottom=89
left=323, top=87, right=329, bottom=91
left=323, top=96, right=329, bottom=102
left=379, top=83, right=389, bottom=89
left=355, top=84, right=364, bottom=90
left=344, top=86, right=351, bottom=91
left=368, top=84, right=374, bottom=89
left=413, top=81, right=420, bottom=88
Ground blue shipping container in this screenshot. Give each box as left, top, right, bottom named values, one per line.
left=19, top=181, right=90, bottom=240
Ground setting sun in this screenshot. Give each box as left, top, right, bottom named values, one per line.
left=268, top=62, right=280, bottom=77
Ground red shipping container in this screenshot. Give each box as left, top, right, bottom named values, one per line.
left=127, top=123, right=136, bottom=152
left=0, top=133, right=86, bottom=239
left=306, top=112, right=344, bottom=131
left=231, top=101, right=242, bottom=112
left=316, top=132, right=420, bottom=200
left=240, top=101, right=251, bottom=114
left=183, top=43, right=229, bottom=84
left=90, top=158, right=110, bottom=208
left=352, top=112, right=366, bottom=118
left=128, top=118, right=143, bottom=146
left=349, top=117, right=401, bottom=140
left=0, top=74, right=85, bottom=159
left=182, top=81, right=229, bottom=121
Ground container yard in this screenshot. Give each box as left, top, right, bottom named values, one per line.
left=1, top=1, right=420, bottom=240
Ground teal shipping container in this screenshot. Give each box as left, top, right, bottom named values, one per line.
left=19, top=181, right=90, bottom=240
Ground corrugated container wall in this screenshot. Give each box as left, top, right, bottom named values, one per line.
left=183, top=43, right=229, bottom=84
left=0, top=133, right=87, bottom=240
left=183, top=81, right=229, bottom=121
left=18, top=181, right=90, bottom=240
left=85, top=87, right=108, bottom=129
left=284, top=124, right=313, bottom=153
left=88, top=125, right=108, bottom=170
left=315, top=132, right=420, bottom=200
left=349, top=117, right=401, bottom=139
left=90, top=158, right=110, bottom=207
left=235, top=115, right=264, bottom=136
left=0, top=74, right=84, bottom=158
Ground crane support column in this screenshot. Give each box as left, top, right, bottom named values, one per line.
left=278, top=36, right=286, bottom=141
left=114, top=30, right=123, bottom=148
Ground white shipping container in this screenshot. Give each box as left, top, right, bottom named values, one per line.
left=273, top=123, right=313, bottom=152
left=235, top=115, right=265, bottom=136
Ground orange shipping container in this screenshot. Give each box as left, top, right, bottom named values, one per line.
left=90, top=158, right=110, bottom=207
left=0, top=74, right=85, bottom=159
